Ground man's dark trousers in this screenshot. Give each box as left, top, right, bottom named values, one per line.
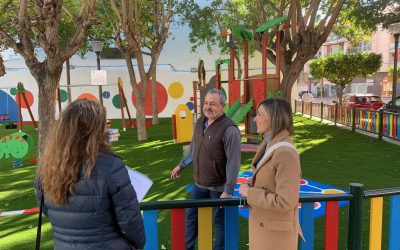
left=185, top=184, right=224, bottom=250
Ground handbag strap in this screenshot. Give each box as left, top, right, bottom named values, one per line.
left=35, top=193, right=44, bottom=250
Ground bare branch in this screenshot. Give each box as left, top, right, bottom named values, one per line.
left=62, top=5, right=76, bottom=21
left=304, top=0, right=320, bottom=28
left=317, top=0, right=344, bottom=32
left=110, top=0, right=123, bottom=24
left=265, top=0, right=279, bottom=13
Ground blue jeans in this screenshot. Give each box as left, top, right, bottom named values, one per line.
left=185, top=184, right=225, bottom=250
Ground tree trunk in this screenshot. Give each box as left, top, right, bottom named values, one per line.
left=35, top=68, right=62, bottom=157
left=135, top=95, right=148, bottom=140
left=338, top=85, right=345, bottom=106
left=280, top=61, right=305, bottom=100
left=151, top=68, right=159, bottom=124
left=0, top=55, right=5, bottom=77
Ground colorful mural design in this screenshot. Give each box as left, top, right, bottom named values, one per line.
left=112, top=94, right=125, bottom=109
left=168, top=82, right=184, bottom=99
left=77, top=93, right=98, bottom=101
left=131, top=80, right=168, bottom=116
left=60, top=89, right=68, bottom=103
left=103, top=91, right=111, bottom=99
left=0, top=90, right=18, bottom=122
left=15, top=90, right=34, bottom=109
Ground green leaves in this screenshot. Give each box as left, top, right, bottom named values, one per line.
left=310, top=52, right=382, bottom=87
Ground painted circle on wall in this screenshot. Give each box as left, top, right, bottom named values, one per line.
left=168, top=82, right=184, bottom=99
left=186, top=102, right=194, bottom=111
left=131, top=80, right=168, bottom=116
left=77, top=93, right=98, bottom=101
left=16, top=90, right=34, bottom=108
left=60, top=89, right=68, bottom=102
left=112, top=94, right=125, bottom=109
left=103, top=91, right=111, bottom=99
left=190, top=97, right=194, bottom=101
left=10, top=88, right=17, bottom=96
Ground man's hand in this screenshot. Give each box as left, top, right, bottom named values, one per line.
left=171, top=165, right=184, bottom=179
left=220, top=192, right=232, bottom=199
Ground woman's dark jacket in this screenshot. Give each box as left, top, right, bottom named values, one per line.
left=35, top=154, right=146, bottom=250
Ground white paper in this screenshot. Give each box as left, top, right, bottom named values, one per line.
left=91, top=70, right=107, bottom=85
left=125, top=166, right=153, bottom=202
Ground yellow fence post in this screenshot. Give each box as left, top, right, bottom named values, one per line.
left=198, top=207, right=212, bottom=250
left=369, top=197, right=383, bottom=250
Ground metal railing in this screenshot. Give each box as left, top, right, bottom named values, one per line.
left=139, top=183, right=400, bottom=250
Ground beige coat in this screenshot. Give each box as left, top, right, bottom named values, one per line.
left=247, top=130, right=303, bottom=250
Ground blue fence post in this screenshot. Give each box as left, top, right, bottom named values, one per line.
left=144, top=210, right=158, bottom=250
left=224, top=206, right=239, bottom=250
left=299, top=202, right=314, bottom=250
left=389, top=195, right=400, bottom=250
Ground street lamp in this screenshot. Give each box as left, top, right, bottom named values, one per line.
left=388, top=21, right=400, bottom=112
left=90, top=39, right=105, bottom=106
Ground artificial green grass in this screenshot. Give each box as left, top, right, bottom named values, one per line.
left=1, top=116, right=399, bottom=249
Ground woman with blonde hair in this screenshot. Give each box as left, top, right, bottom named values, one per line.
left=35, top=99, right=145, bottom=250
left=239, top=98, right=303, bottom=250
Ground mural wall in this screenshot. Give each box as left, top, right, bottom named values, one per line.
left=0, top=63, right=202, bottom=122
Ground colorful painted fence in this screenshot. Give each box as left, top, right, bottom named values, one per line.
left=294, top=100, right=400, bottom=142
left=140, top=184, right=400, bottom=250
left=2, top=185, right=400, bottom=249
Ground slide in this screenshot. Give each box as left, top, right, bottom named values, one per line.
left=225, top=98, right=254, bottom=125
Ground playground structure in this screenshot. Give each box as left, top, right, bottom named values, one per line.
left=190, top=17, right=289, bottom=137
left=0, top=131, right=35, bottom=167
left=0, top=82, right=37, bottom=131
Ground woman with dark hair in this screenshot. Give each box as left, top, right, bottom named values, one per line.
left=239, top=98, right=303, bottom=250
left=35, top=99, right=145, bottom=250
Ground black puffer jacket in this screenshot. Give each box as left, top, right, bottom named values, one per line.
left=35, top=154, right=145, bottom=250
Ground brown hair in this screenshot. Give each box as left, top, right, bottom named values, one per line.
left=258, top=98, right=294, bottom=138
left=38, top=99, right=111, bottom=205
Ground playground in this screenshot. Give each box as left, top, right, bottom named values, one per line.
left=0, top=2, right=399, bottom=248
left=1, top=116, right=400, bottom=249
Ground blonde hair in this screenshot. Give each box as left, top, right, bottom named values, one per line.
left=258, top=98, right=294, bottom=138
left=39, top=99, right=111, bottom=205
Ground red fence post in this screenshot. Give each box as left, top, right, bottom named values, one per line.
left=325, top=201, right=339, bottom=250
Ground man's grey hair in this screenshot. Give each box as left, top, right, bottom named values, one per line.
left=206, top=88, right=226, bottom=105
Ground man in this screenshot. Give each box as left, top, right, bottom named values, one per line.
left=171, top=88, right=241, bottom=250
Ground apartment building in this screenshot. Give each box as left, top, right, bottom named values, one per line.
left=300, top=27, right=400, bottom=101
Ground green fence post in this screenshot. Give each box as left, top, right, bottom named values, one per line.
left=348, top=183, right=364, bottom=250
left=302, top=101, right=304, bottom=116
left=352, top=107, right=356, bottom=132
left=334, top=103, right=338, bottom=126
left=320, top=102, right=323, bottom=122
left=378, top=109, right=383, bottom=140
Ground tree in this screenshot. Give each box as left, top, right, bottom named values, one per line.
left=309, top=52, right=382, bottom=105
left=351, top=0, right=400, bottom=30
left=183, top=0, right=351, bottom=100
left=0, top=55, right=5, bottom=77
left=388, top=66, right=400, bottom=81
left=0, top=0, right=97, bottom=156
left=103, top=0, right=180, bottom=140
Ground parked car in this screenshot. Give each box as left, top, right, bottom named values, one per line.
left=380, top=96, right=400, bottom=112
left=299, top=91, right=310, bottom=98
left=342, top=94, right=384, bottom=110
